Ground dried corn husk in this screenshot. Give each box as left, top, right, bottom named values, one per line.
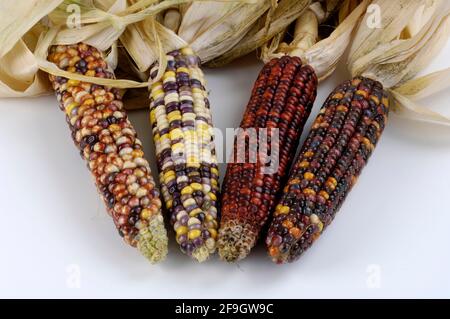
left=258, top=0, right=370, bottom=81
left=0, top=0, right=195, bottom=98
left=0, top=0, right=62, bottom=97
left=178, top=0, right=272, bottom=63
left=164, top=7, right=182, bottom=33
left=0, top=0, right=272, bottom=101
left=347, top=0, right=450, bottom=124
left=120, top=17, right=186, bottom=74
left=338, top=0, right=360, bottom=24
left=305, top=0, right=369, bottom=80
left=208, top=0, right=312, bottom=67
left=113, top=0, right=276, bottom=109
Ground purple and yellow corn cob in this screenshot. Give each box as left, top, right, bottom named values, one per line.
left=218, top=56, right=318, bottom=262
left=48, top=43, right=168, bottom=263
left=266, top=76, right=389, bottom=264
left=149, top=47, right=220, bottom=262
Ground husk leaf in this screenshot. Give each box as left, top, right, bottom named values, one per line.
left=0, top=0, right=63, bottom=97
left=0, top=0, right=63, bottom=58
left=163, top=7, right=182, bottom=33
left=120, top=18, right=186, bottom=73
left=51, top=0, right=189, bottom=51
left=208, top=0, right=311, bottom=67
left=347, top=0, right=450, bottom=124
left=179, top=0, right=272, bottom=63
left=389, top=70, right=450, bottom=125
left=267, top=0, right=368, bottom=81
left=304, top=0, right=369, bottom=81
left=0, top=0, right=192, bottom=98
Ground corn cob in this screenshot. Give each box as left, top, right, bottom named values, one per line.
left=48, top=43, right=168, bottom=263
left=266, top=76, right=389, bottom=264
left=149, top=47, right=220, bottom=262
left=218, top=56, right=318, bottom=262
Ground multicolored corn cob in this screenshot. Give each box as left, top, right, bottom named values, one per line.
left=218, top=56, right=318, bottom=262
left=149, top=47, right=220, bottom=262
left=48, top=43, right=168, bottom=263
left=266, top=76, right=389, bottom=264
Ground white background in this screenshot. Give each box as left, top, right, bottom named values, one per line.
left=0, top=42, right=449, bottom=299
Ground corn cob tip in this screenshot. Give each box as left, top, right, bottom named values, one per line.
left=267, top=213, right=323, bottom=264
left=218, top=221, right=256, bottom=262
left=191, top=246, right=212, bottom=263
left=136, top=215, right=169, bottom=264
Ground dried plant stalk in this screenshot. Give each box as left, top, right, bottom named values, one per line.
left=261, top=0, right=369, bottom=81
left=0, top=0, right=195, bottom=99
left=0, top=0, right=62, bottom=97
left=348, top=0, right=450, bottom=124
left=164, top=8, right=182, bottom=33
left=179, top=0, right=272, bottom=63
left=208, top=0, right=311, bottom=67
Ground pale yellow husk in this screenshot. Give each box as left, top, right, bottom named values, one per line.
left=347, top=0, right=450, bottom=124
left=179, top=0, right=272, bottom=63
left=258, top=0, right=370, bottom=81
left=0, top=0, right=62, bottom=97
left=0, top=0, right=198, bottom=98
left=0, top=0, right=269, bottom=99
left=164, top=7, right=182, bottom=33
left=303, top=0, right=370, bottom=81
left=208, top=0, right=312, bottom=67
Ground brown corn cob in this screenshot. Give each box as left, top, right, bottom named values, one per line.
left=48, top=43, right=168, bottom=263
left=149, top=47, right=220, bottom=262
left=266, top=76, right=389, bottom=264
left=218, top=56, right=318, bottom=262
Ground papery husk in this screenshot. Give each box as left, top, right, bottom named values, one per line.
left=263, top=1, right=323, bottom=61
left=304, top=0, right=369, bottom=80
left=164, top=7, right=182, bottom=33
left=0, top=0, right=63, bottom=97
left=389, top=68, right=450, bottom=124
left=260, top=0, right=370, bottom=81
left=118, top=0, right=276, bottom=109
left=120, top=18, right=186, bottom=74
left=178, top=0, right=272, bottom=63
left=262, top=1, right=331, bottom=59
left=208, top=0, right=312, bottom=67
left=348, top=0, right=450, bottom=124
left=338, top=0, right=360, bottom=24
left=0, top=0, right=192, bottom=98
left=35, top=27, right=150, bottom=89
left=49, top=0, right=188, bottom=51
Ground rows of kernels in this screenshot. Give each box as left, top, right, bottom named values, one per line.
left=218, top=56, right=318, bottom=262
left=149, top=47, right=219, bottom=262
left=266, top=76, right=389, bottom=264
left=48, top=43, right=168, bottom=263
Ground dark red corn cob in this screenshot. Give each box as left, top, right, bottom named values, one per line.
left=218, top=56, right=318, bottom=262
left=266, top=76, right=390, bottom=264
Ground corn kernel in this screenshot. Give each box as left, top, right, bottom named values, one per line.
left=188, top=229, right=201, bottom=240
left=176, top=226, right=188, bottom=237
left=304, top=172, right=314, bottom=180
left=303, top=188, right=316, bottom=196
